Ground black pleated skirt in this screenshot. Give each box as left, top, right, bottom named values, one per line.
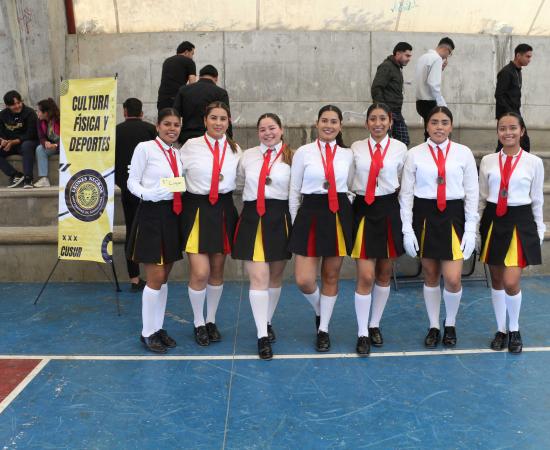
left=412, top=197, right=465, bottom=260
left=232, top=199, right=292, bottom=262
left=351, top=192, right=404, bottom=259
left=180, top=192, right=238, bottom=254
left=288, top=193, right=353, bottom=257
left=126, top=200, right=183, bottom=264
left=479, top=202, right=541, bottom=267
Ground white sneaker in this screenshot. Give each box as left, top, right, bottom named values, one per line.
left=34, top=177, right=51, bottom=188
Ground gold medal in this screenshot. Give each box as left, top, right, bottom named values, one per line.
left=219, top=173, right=224, bottom=182
left=265, top=176, right=272, bottom=186
left=323, top=180, right=330, bottom=190
left=436, top=176, right=445, bottom=185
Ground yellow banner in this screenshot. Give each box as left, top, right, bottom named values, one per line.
left=57, top=77, right=117, bottom=263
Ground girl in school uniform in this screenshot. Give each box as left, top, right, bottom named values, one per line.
left=127, top=108, right=183, bottom=353
left=350, top=103, right=407, bottom=356
left=233, top=113, right=292, bottom=360
left=180, top=101, right=241, bottom=347
left=479, top=112, right=545, bottom=354
left=289, top=105, right=354, bottom=352
left=399, top=106, right=479, bottom=348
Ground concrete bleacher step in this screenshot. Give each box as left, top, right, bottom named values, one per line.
left=0, top=186, right=125, bottom=226
left=0, top=154, right=60, bottom=185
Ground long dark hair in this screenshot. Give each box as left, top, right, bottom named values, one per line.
left=426, top=106, right=453, bottom=124
left=157, top=107, right=181, bottom=123
left=37, top=98, right=60, bottom=122
left=317, top=104, right=346, bottom=147
left=205, top=101, right=238, bottom=153
left=256, top=112, right=292, bottom=165
left=497, top=111, right=526, bottom=130
left=366, top=103, right=393, bottom=135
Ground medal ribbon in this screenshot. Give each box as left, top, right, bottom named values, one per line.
left=154, top=138, right=182, bottom=215
left=256, top=144, right=285, bottom=216
left=317, top=139, right=339, bottom=213
left=496, top=149, right=523, bottom=217
left=364, top=138, right=391, bottom=205
left=428, top=140, right=452, bottom=212
left=204, top=135, right=228, bottom=205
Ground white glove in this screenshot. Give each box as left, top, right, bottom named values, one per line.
left=460, top=231, right=476, bottom=260
left=403, top=232, right=419, bottom=258
left=141, top=186, right=171, bottom=202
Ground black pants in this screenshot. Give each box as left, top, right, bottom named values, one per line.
left=121, top=189, right=141, bottom=278
left=157, top=97, right=175, bottom=111
left=0, top=140, right=37, bottom=178
left=496, top=127, right=530, bottom=153
left=416, top=100, right=437, bottom=141
left=178, top=129, right=204, bottom=145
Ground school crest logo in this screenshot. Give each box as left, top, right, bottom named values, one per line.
left=64, top=169, right=108, bottom=222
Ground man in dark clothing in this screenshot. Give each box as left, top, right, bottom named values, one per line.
left=495, top=43, right=533, bottom=152
left=371, top=42, right=413, bottom=146
left=0, top=90, right=38, bottom=188
left=173, top=64, right=232, bottom=144
left=115, top=98, right=157, bottom=291
left=157, top=41, right=197, bottom=111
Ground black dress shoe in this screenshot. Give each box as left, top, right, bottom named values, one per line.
left=194, top=325, right=210, bottom=346
left=130, top=278, right=146, bottom=292
left=490, top=331, right=507, bottom=351
left=508, top=331, right=523, bottom=354
left=315, top=315, right=321, bottom=331
left=368, top=327, right=383, bottom=347
left=258, top=337, right=273, bottom=360
left=157, top=329, right=176, bottom=348
left=140, top=333, right=167, bottom=353
left=424, top=328, right=441, bottom=348
left=442, top=326, right=457, bottom=347
left=267, top=324, right=276, bottom=343
left=356, top=336, right=371, bottom=356
left=316, top=331, right=330, bottom=352
left=205, top=322, right=221, bottom=342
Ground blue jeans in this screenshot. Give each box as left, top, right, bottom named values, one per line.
left=35, top=144, right=59, bottom=177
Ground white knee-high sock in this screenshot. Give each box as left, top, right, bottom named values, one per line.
left=206, top=283, right=223, bottom=323
left=249, top=289, right=269, bottom=338
left=142, top=286, right=160, bottom=338
left=267, top=287, right=282, bottom=324
left=302, top=285, right=320, bottom=316
left=354, top=292, right=372, bottom=337
left=319, top=294, right=337, bottom=333
left=443, top=288, right=462, bottom=327
left=155, top=283, right=168, bottom=332
left=423, top=285, right=441, bottom=329
left=506, top=291, right=522, bottom=332
left=369, top=284, right=390, bottom=328
left=491, top=288, right=506, bottom=333
left=188, top=287, right=206, bottom=327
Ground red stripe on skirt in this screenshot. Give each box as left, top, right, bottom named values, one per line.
left=360, top=228, right=367, bottom=259
left=516, top=232, right=527, bottom=268
left=232, top=216, right=242, bottom=245
left=222, top=212, right=231, bottom=254
left=387, top=218, right=397, bottom=259
left=307, top=217, right=317, bottom=257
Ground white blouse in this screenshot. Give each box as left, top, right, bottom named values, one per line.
left=289, top=139, right=354, bottom=221
left=399, top=138, right=479, bottom=234
left=236, top=142, right=290, bottom=201
left=479, top=149, right=545, bottom=240
left=350, top=135, right=407, bottom=196
left=179, top=134, right=242, bottom=195
left=127, top=138, right=183, bottom=201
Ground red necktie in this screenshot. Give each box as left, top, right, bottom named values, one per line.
left=496, top=155, right=512, bottom=217
left=436, top=146, right=446, bottom=211
left=209, top=140, right=220, bottom=205
left=167, top=150, right=182, bottom=215
left=364, top=143, right=382, bottom=205
left=325, top=143, right=339, bottom=213
left=256, top=148, right=272, bottom=216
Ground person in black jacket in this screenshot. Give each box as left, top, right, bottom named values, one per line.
left=157, top=41, right=197, bottom=111
left=115, top=98, right=157, bottom=291
left=0, top=90, right=38, bottom=188
left=371, top=42, right=413, bottom=146
left=173, top=64, right=232, bottom=144
left=495, top=43, right=532, bottom=152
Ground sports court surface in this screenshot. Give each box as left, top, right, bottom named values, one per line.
left=1, top=277, right=549, bottom=449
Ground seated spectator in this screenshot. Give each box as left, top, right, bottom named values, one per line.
left=34, top=98, right=60, bottom=188
left=0, top=90, right=38, bottom=188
